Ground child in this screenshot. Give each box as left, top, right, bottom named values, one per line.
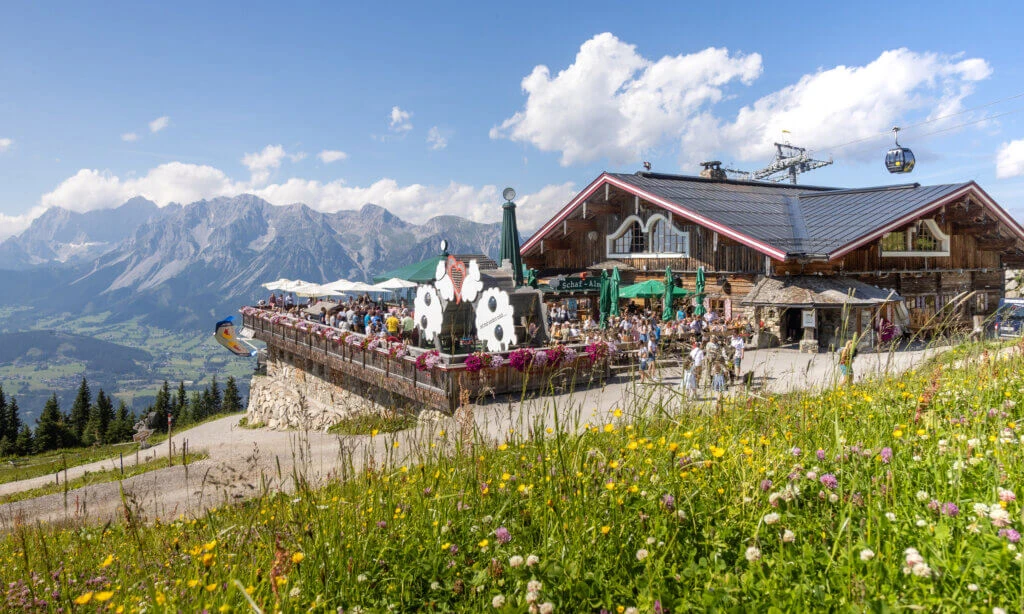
left=679, top=355, right=697, bottom=399
left=711, top=358, right=727, bottom=400
left=639, top=348, right=651, bottom=383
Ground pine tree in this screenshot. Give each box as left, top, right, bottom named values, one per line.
left=150, top=381, right=172, bottom=433
left=84, top=390, right=115, bottom=445
left=14, top=425, right=32, bottom=456
left=0, top=384, right=8, bottom=446
left=68, top=377, right=92, bottom=445
left=210, top=376, right=222, bottom=415
left=35, top=394, right=67, bottom=453
left=174, top=381, right=187, bottom=425
left=222, top=377, right=244, bottom=414
left=7, top=398, right=21, bottom=442
left=107, top=401, right=133, bottom=443
left=189, top=390, right=205, bottom=422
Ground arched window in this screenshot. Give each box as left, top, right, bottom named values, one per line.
left=606, top=214, right=690, bottom=258
left=880, top=218, right=950, bottom=257
left=608, top=216, right=646, bottom=255
left=647, top=215, right=689, bottom=255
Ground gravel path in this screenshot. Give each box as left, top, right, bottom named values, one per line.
left=0, top=345, right=941, bottom=528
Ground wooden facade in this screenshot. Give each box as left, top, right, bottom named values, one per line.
left=523, top=177, right=1024, bottom=335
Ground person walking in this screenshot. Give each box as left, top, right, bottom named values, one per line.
left=689, top=342, right=704, bottom=389
left=839, top=338, right=857, bottom=386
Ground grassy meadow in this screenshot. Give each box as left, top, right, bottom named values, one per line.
left=1, top=340, right=1024, bottom=612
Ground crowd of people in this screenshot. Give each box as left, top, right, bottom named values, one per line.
left=261, top=292, right=417, bottom=341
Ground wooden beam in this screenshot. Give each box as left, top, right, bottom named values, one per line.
left=953, top=219, right=998, bottom=235
left=543, top=237, right=571, bottom=250
left=977, top=236, right=1018, bottom=251
left=564, top=218, right=598, bottom=232
left=586, top=203, right=619, bottom=215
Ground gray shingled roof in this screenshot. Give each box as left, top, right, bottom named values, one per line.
left=608, top=172, right=969, bottom=258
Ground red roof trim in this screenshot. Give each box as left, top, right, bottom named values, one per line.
left=827, top=183, right=1024, bottom=261
left=520, top=173, right=789, bottom=261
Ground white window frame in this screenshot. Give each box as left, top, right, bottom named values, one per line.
left=606, top=213, right=691, bottom=259
left=880, top=218, right=950, bottom=257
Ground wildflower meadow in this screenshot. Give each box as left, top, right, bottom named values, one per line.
left=2, top=342, right=1024, bottom=612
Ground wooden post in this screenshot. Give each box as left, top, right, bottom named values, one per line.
left=167, top=414, right=173, bottom=467
left=120, top=452, right=124, bottom=476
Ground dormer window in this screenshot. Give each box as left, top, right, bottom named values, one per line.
left=607, top=214, right=690, bottom=258
left=880, top=219, right=950, bottom=257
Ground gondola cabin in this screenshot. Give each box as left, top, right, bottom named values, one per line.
left=885, top=127, right=916, bottom=174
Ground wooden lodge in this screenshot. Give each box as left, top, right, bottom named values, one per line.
left=522, top=171, right=1024, bottom=350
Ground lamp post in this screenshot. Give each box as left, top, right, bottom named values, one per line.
left=499, top=187, right=524, bottom=287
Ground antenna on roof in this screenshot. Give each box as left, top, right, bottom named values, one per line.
left=725, top=142, right=832, bottom=184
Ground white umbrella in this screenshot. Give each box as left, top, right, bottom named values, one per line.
left=373, top=277, right=419, bottom=291
left=345, top=281, right=379, bottom=293
left=321, top=279, right=355, bottom=294
left=292, top=282, right=329, bottom=297
left=262, top=278, right=295, bottom=291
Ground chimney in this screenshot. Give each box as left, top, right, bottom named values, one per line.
left=699, top=161, right=727, bottom=180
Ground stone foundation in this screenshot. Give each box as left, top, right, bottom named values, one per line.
left=246, top=356, right=393, bottom=431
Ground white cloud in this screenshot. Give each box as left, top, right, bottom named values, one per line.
left=996, top=139, right=1024, bottom=178
left=241, top=144, right=291, bottom=185
left=121, top=132, right=139, bottom=142
left=0, top=138, right=14, bottom=152
left=149, top=116, right=170, bottom=133
left=318, top=149, right=348, bottom=163
left=493, top=34, right=991, bottom=168
left=288, top=151, right=307, bottom=163
left=491, top=33, right=762, bottom=166
left=687, top=48, right=993, bottom=164
left=36, top=159, right=574, bottom=229
left=0, top=205, right=47, bottom=241
left=427, top=126, right=448, bottom=150
left=389, top=106, right=413, bottom=132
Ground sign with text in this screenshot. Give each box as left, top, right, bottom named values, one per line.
left=549, top=276, right=602, bottom=293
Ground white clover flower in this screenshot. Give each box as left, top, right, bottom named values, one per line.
left=885, top=512, right=897, bottom=522
left=357, top=574, right=368, bottom=583
left=625, top=609, right=639, bottom=614
left=745, top=546, right=762, bottom=562
left=539, top=603, right=554, bottom=614
left=967, top=438, right=981, bottom=448
left=768, top=493, right=782, bottom=506
left=916, top=519, right=927, bottom=527
left=829, top=494, right=840, bottom=503
left=492, top=594, right=506, bottom=609
left=430, top=581, right=441, bottom=590
left=911, top=562, right=932, bottom=577
left=806, top=471, right=817, bottom=481
left=646, top=536, right=656, bottom=545
left=916, top=491, right=930, bottom=502
left=482, top=515, right=493, bottom=524
left=526, top=554, right=540, bottom=567
left=974, top=503, right=991, bottom=517
left=990, top=508, right=1011, bottom=527
left=509, top=555, right=524, bottom=568
left=968, top=522, right=981, bottom=533
left=526, top=591, right=539, bottom=604
left=527, top=580, right=542, bottom=593
left=967, top=583, right=979, bottom=591
left=782, top=530, right=796, bottom=543
left=912, top=455, right=922, bottom=462
left=969, top=457, right=984, bottom=466
left=677, top=510, right=687, bottom=519
left=998, top=487, right=1017, bottom=502
left=636, top=549, right=649, bottom=562
left=994, top=607, right=1007, bottom=614
left=763, top=513, right=780, bottom=525
left=860, top=548, right=875, bottom=561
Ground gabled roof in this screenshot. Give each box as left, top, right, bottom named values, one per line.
left=520, top=172, right=1024, bottom=262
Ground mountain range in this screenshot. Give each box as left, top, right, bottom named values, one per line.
left=0, top=196, right=504, bottom=330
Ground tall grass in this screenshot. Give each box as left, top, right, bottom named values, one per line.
left=0, top=337, right=1023, bottom=612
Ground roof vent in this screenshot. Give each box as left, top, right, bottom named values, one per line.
left=699, top=161, right=727, bottom=180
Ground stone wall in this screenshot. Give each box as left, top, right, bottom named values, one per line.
left=246, top=355, right=390, bottom=431
left=1007, top=269, right=1022, bottom=299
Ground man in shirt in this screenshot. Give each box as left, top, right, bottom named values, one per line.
left=689, top=342, right=705, bottom=388
left=385, top=312, right=400, bottom=337
left=401, top=311, right=415, bottom=341
left=730, top=333, right=745, bottom=376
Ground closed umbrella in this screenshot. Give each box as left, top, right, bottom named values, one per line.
left=694, top=266, right=706, bottom=316
left=598, top=269, right=610, bottom=330
left=662, top=266, right=674, bottom=321
left=610, top=267, right=621, bottom=317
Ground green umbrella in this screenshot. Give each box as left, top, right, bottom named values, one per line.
left=598, top=269, right=611, bottom=329
left=526, top=268, right=538, bottom=288
left=694, top=266, right=706, bottom=316
left=499, top=198, right=524, bottom=287
left=662, top=266, right=674, bottom=321
left=610, top=267, right=621, bottom=317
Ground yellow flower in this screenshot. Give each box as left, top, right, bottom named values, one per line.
left=202, top=552, right=215, bottom=567
left=100, top=554, right=114, bottom=568
left=613, top=408, right=623, bottom=418
left=203, top=539, right=218, bottom=552
left=371, top=429, right=379, bottom=437
left=116, top=606, right=125, bottom=614
left=95, top=591, right=114, bottom=602
left=74, top=592, right=93, bottom=605
left=600, top=526, right=611, bottom=535
left=478, top=539, right=489, bottom=548
left=219, top=605, right=232, bottom=613
left=498, top=443, right=508, bottom=451
left=206, top=583, right=218, bottom=592
left=188, top=579, right=200, bottom=588
left=604, top=424, right=614, bottom=433
left=392, top=441, right=400, bottom=448
left=156, top=593, right=166, bottom=605
left=292, top=552, right=305, bottom=564
left=710, top=446, right=725, bottom=458
left=893, top=429, right=903, bottom=439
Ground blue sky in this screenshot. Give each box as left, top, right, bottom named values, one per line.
left=3, top=0, right=1024, bottom=238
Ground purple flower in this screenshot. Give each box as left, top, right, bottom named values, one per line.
left=819, top=473, right=838, bottom=489
left=654, top=600, right=664, bottom=614
left=660, top=493, right=676, bottom=510
left=816, top=449, right=826, bottom=461
left=377, top=521, right=387, bottom=529
left=941, top=502, right=959, bottom=517
left=879, top=447, right=893, bottom=464
left=927, top=499, right=941, bottom=513
left=760, top=479, right=773, bottom=491
left=791, top=447, right=802, bottom=457
left=999, top=528, right=1021, bottom=543
left=449, top=544, right=459, bottom=554
left=494, top=526, right=511, bottom=544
